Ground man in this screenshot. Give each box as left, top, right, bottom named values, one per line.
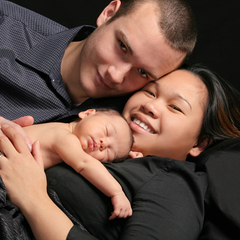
left=0, top=1, right=204, bottom=240
left=0, top=0, right=196, bottom=124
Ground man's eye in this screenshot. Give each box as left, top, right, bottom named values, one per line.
left=119, top=40, right=127, bottom=52
left=145, top=90, right=155, bottom=97
left=138, top=69, right=147, bottom=78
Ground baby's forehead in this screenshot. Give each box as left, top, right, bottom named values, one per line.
left=97, top=109, right=120, bottom=117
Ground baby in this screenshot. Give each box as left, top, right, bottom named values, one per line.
left=24, top=108, right=133, bottom=220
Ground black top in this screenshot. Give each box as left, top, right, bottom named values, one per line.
left=46, top=156, right=207, bottom=240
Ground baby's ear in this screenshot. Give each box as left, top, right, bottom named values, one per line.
left=128, top=151, right=144, bottom=159
left=78, top=109, right=96, bottom=119
left=189, top=137, right=213, bottom=157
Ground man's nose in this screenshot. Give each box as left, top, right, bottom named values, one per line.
left=107, top=63, right=131, bottom=84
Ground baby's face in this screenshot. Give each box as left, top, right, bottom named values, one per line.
left=75, top=110, right=131, bottom=162
left=122, top=69, right=208, bottom=161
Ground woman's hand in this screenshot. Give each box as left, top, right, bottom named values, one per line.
left=0, top=125, right=74, bottom=240
left=0, top=116, right=34, bottom=151
left=0, top=124, right=45, bottom=209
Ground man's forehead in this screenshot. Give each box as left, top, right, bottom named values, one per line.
left=123, top=29, right=183, bottom=80
left=113, top=6, right=186, bottom=80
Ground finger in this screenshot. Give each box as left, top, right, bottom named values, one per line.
left=109, top=210, right=119, bottom=220
left=0, top=154, right=7, bottom=171
left=124, top=208, right=132, bottom=218
left=1, top=125, right=30, bottom=156
left=128, top=208, right=133, bottom=217
left=11, top=116, right=33, bottom=151
left=118, top=209, right=126, bottom=219
left=32, top=141, right=44, bottom=170
left=13, top=116, right=34, bottom=127
left=0, top=131, right=15, bottom=158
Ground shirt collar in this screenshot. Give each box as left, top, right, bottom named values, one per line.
left=16, top=25, right=95, bottom=75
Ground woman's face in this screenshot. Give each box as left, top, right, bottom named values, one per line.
left=122, top=69, right=208, bottom=160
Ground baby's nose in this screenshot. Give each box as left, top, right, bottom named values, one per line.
left=99, top=140, right=107, bottom=150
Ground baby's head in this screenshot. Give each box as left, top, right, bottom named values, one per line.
left=74, top=108, right=133, bottom=162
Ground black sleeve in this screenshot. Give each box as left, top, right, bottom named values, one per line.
left=67, top=226, right=99, bottom=240
left=116, top=159, right=207, bottom=240
left=46, top=157, right=207, bottom=240
left=46, top=163, right=124, bottom=240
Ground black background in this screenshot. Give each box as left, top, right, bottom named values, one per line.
left=9, top=0, right=240, bottom=92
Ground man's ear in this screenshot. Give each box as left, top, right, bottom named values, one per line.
left=189, top=137, right=213, bottom=157
left=96, top=0, right=121, bottom=26
left=78, top=109, right=96, bottom=119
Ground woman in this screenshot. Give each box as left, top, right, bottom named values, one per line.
left=0, top=65, right=240, bottom=240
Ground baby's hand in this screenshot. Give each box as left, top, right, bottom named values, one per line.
left=128, top=151, right=144, bottom=158
left=109, top=192, right=132, bottom=220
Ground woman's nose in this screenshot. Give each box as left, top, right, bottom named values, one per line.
left=141, top=101, right=160, bottom=118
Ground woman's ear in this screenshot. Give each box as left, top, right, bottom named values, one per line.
left=78, top=109, right=96, bottom=119
left=96, top=0, right=122, bottom=26
left=189, top=137, right=213, bottom=157
left=128, top=151, right=144, bottom=159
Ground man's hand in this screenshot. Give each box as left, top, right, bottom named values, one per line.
left=0, top=116, right=34, bottom=151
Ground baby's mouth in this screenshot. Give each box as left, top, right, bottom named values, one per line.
left=89, top=137, right=98, bottom=151
left=132, top=118, right=155, bottom=133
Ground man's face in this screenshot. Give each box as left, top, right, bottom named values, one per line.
left=78, top=1, right=186, bottom=98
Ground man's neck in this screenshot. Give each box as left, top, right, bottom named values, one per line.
left=61, top=41, right=89, bottom=104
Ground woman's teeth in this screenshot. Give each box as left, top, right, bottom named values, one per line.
left=133, top=118, right=154, bottom=133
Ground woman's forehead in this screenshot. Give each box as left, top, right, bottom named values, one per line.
left=154, top=69, right=206, bottom=91
left=145, top=69, right=208, bottom=108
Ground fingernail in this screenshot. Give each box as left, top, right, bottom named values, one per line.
left=2, top=124, right=10, bottom=129
left=28, top=143, right=32, bottom=152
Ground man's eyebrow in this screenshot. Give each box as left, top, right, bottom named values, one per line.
left=119, top=30, right=159, bottom=80
left=119, top=30, right=133, bottom=55
left=146, top=71, right=160, bottom=81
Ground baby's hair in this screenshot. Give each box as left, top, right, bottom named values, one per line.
left=95, top=108, right=134, bottom=161
left=183, top=64, right=240, bottom=147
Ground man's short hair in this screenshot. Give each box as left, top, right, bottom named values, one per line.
left=107, top=0, right=197, bottom=58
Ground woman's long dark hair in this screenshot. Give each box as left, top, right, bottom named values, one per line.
left=184, top=64, right=240, bottom=145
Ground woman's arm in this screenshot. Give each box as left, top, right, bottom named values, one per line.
left=0, top=125, right=73, bottom=240
left=47, top=157, right=207, bottom=240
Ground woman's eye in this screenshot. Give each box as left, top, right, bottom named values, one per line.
left=138, top=69, right=147, bottom=78
left=145, top=90, right=155, bottom=97
left=119, top=40, right=127, bottom=52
